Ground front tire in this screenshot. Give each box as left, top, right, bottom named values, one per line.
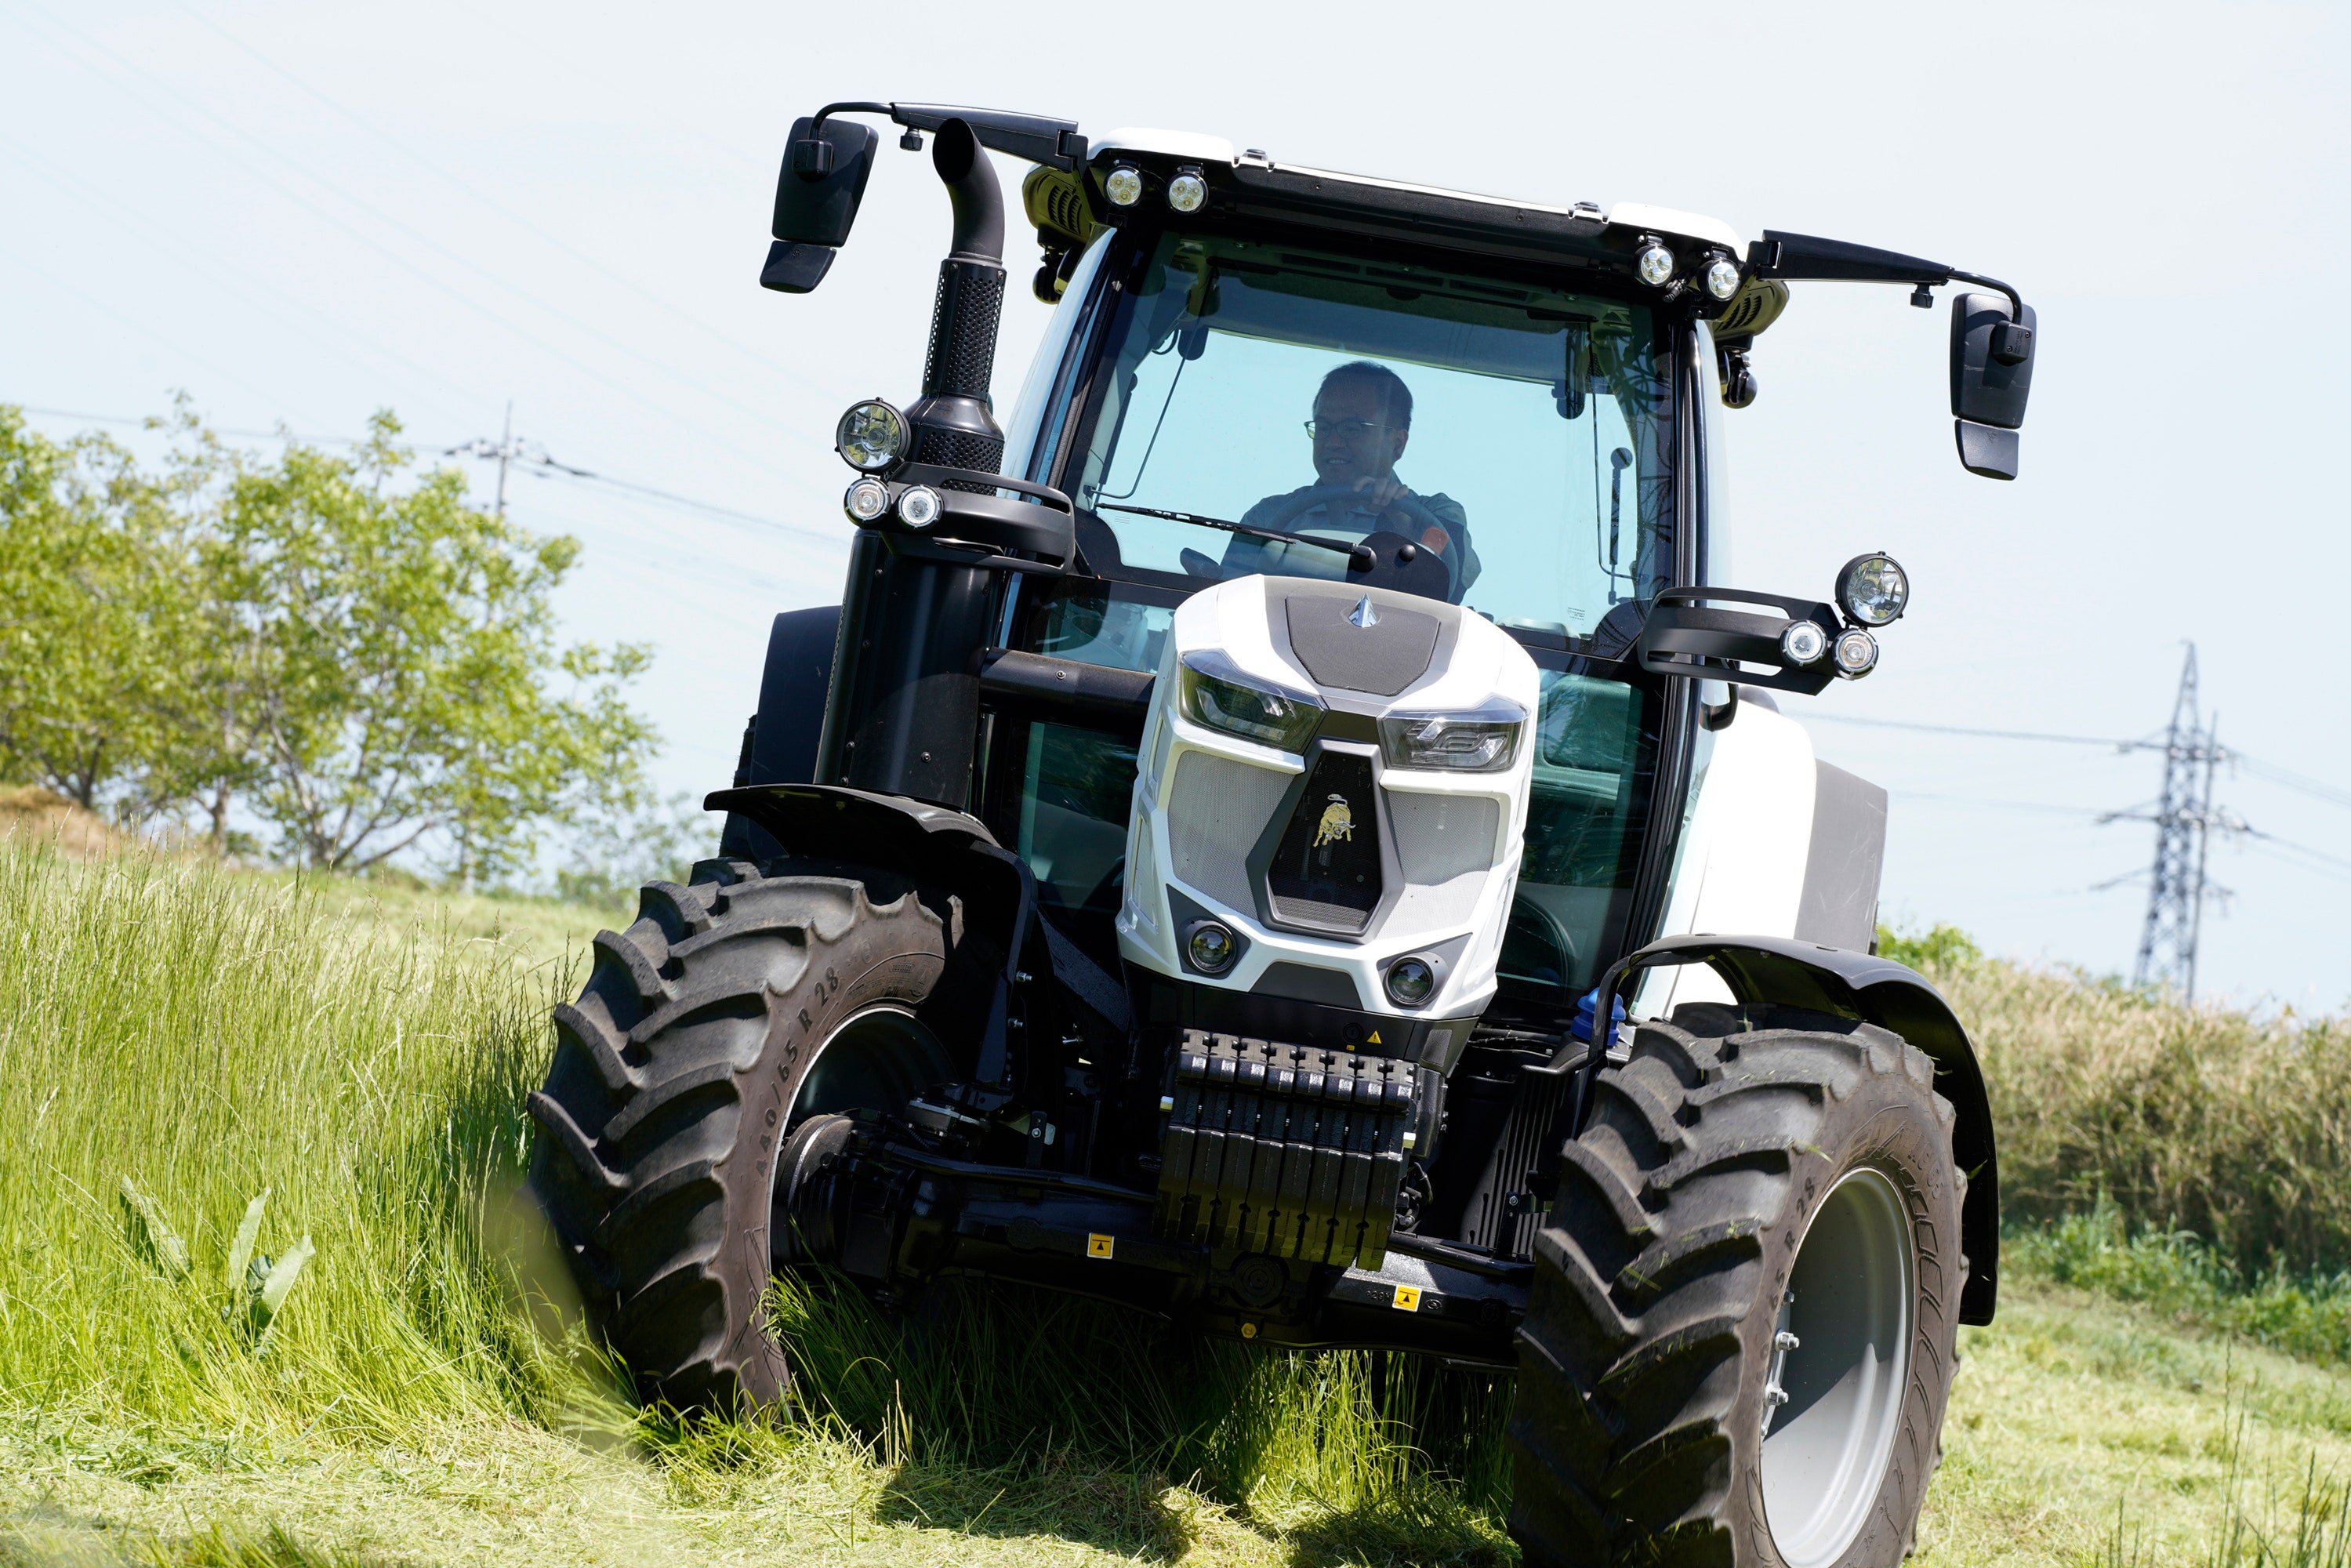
left=527, top=860, right=949, bottom=1410
left=1507, top=1004, right=1963, bottom=1568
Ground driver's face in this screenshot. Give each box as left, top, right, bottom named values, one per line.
left=1312, top=378, right=1410, bottom=488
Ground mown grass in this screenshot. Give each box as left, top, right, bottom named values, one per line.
left=10, top=844, right=2351, bottom=1565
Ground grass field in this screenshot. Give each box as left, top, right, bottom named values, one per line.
left=7, top=838, right=2351, bottom=1566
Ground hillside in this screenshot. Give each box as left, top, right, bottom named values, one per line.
left=5, top=837, right=2349, bottom=1566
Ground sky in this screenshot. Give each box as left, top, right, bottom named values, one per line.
left=2, top=0, right=2345, bottom=1008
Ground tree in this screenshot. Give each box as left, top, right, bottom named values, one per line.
left=2, top=401, right=662, bottom=879
left=0, top=409, right=187, bottom=809
left=208, top=412, right=658, bottom=880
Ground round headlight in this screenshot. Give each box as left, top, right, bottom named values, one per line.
left=1705, top=257, right=1741, bottom=301
left=1104, top=164, right=1143, bottom=208
left=1385, top=956, right=1436, bottom=1008
left=895, top=485, right=941, bottom=529
left=1836, top=553, right=1910, bottom=626
left=1166, top=169, right=1206, bottom=213
left=1780, top=619, right=1828, bottom=666
left=835, top=399, right=906, bottom=472
left=844, top=477, right=891, bottom=524
left=1187, top=920, right=1236, bottom=975
left=1635, top=240, right=1676, bottom=288
left=1832, top=626, right=1880, bottom=678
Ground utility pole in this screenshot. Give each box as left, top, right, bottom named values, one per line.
left=488, top=399, right=507, bottom=514
left=448, top=401, right=543, bottom=519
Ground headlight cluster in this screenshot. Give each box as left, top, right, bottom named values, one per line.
left=1824, top=552, right=1906, bottom=681
left=1378, top=704, right=1525, bottom=773
left=1177, top=654, right=1322, bottom=753
left=1776, top=553, right=1909, bottom=681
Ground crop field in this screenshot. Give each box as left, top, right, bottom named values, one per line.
left=5, top=835, right=2350, bottom=1566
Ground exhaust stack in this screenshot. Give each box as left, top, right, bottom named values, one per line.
left=906, top=118, right=1007, bottom=482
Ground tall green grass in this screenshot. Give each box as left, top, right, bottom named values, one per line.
left=0, top=837, right=1510, bottom=1554
left=0, top=838, right=586, bottom=1443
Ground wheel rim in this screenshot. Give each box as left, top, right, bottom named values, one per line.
left=1761, top=1165, right=1915, bottom=1568
left=767, top=1005, right=952, bottom=1271
left=789, top=1004, right=951, bottom=1124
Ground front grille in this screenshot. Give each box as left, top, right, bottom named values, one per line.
left=1166, top=751, right=1290, bottom=915
left=1160, top=746, right=1500, bottom=946
left=1268, top=752, right=1380, bottom=934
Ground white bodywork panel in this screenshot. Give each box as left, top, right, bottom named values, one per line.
left=1116, top=575, right=1540, bottom=1021
left=1605, top=201, right=1744, bottom=255
left=1093, top=128, right=1239, bottom=165
left=1638, top=702, right=1819, bottom=1016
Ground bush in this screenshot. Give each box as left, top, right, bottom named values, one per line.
left=1887, top=927, right=2351, bottom=1284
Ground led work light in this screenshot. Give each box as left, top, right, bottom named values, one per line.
left=835, top=399, right=907, bottom=472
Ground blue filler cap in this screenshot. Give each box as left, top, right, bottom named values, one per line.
left=1570, top=985, right=1627, bottom=1051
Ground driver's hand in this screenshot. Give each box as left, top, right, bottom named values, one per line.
left=1351, top=474, right=1410, bottom=509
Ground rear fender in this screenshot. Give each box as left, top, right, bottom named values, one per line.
left=719, top=605, right=842, bottom=862
left=1591, top=933, right=1998, bottom=1324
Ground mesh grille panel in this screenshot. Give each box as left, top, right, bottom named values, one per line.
left=1166, top=752, right=1290, bottom=916
left=1385, top=793, right=1498, bottom=931
left=1390, top=793, right=1499, bottom=884
left=921, top=262, right=1005, bottom=397
left=913, top=427, right=1004, bottom=485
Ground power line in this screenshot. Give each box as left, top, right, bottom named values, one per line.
left=0, top=125, right=485, bottom=434
left=440, top=414, right=845, bottom=547
left=9, top=398, right=840, bottom=550
left=1813, top=711, right=2350, bottom=816
left=171, top=5, right=837, bottom=406
left=3, top=0, right=829, bottom=498
left=0, top=245, right=290, bottom=414
left=1806, top=712, right=2154, bottom=750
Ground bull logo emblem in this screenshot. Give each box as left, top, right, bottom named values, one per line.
left=1314, top=793, right=1354, bottom=848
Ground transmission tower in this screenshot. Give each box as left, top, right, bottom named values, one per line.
left=2127, top=645, right=2231, bottom=996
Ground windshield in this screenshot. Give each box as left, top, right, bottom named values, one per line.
left=1066, top=233, right=1677, bottom=637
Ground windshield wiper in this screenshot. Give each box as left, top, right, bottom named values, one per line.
left=1097, top=503, right=1376, bottom=572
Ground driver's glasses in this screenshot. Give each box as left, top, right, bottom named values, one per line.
left=1304, top=419, right=1388, bottom=441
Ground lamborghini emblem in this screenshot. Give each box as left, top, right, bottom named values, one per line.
left=1314, top=793, right=1354, bottom=847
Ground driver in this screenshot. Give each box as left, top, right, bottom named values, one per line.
left=1220, top=361, right=1479, bottom=599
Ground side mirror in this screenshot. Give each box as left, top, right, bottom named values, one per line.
left=760, top=114, right=880, bottom=294
left=1950, top=291, right=2037, bottom=480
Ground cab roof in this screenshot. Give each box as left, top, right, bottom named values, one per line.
left=1090, top=126, right=1743, bottom=259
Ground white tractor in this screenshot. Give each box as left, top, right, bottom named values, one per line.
left=529, top=100, right=2033, bottom=1567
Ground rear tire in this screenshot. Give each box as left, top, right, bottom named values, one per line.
left=1506, top=1004, right=1962, bottom=1568
left=528, top=860, right=949, bottom=1410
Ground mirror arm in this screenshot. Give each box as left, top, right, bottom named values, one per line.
left=1947, top=269, right=2025, bottom=326
left=810, top=100, right=893, bottom=134
left=1751, top=231, right=2025, bottom=323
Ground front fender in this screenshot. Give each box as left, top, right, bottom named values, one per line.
left=707, top=784, right=1039, bottom=1078
left=1595, top=933, right=1999, bottom=1324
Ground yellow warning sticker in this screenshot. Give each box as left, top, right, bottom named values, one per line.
left=1087, top=1233, right=1116, bottom=1259
left=1392, top=1285, right=1421, bottom=1312
left=1366, top=1030, right=1382, bottom=1044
